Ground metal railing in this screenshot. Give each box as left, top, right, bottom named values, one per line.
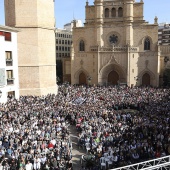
left=160, top=45, right=170, bottom=54
left=90, top=46, right=139, bottom=52
left=111, top=155, right=170, bottom=170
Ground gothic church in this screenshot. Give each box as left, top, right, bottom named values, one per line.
left=70, top=0, right=169, bottom=87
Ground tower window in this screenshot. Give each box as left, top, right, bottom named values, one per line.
left=4, top=32, right=11, bottom=41
left=79, top=40, right=85, bottom=51
left=144, top=38, right=150, bottom=50
left=118, top=7, right=123, bottom=17
left=105, top=8, right=109, bottom=18
left=111, top=8, right=116, bottom=17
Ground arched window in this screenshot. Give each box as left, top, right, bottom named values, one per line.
left=79, top=40, right=85, bottom=51
left=118, top=7, right=123, bottom=17
left=111, top=8, right=116, bottom=17
left=144, top=38, right=150, bottom=50
left=105, top=8, right=109, bottom=18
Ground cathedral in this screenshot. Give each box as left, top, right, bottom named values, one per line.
left=70, top=0, right=170, bottom=87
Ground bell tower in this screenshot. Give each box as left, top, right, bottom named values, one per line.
left=123, top=0, right=134, bottom=45
left=4, top=0, right=58, bottom=95
left=94, top=0, right=104, bottom=46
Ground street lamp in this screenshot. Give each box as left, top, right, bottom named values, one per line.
left=134, top=76, right=139, bottom=86
left=0, top=90, right=2, bottom=98
left=87, top=76, right=92, bottom=86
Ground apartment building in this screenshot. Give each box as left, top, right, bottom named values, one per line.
left=0, top=25, right=19, bottom=103
left=158, top=23, right=170, bottom=45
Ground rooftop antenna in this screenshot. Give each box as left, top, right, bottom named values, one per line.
left=73, top=11, right=76, bottom=21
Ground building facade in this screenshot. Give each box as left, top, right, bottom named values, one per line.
left=56, top=20, right=82, bottom=83
left=55, top=28, right=72, bottom=83
left=56, top=29, right=72, bottom=60
left=0, top=25, right=19, bottom=103
left=5, top=0, right=58, bottom=96
left=71, top=0, right=161, bottom=87
left=158, top=23, right=170, bottom=45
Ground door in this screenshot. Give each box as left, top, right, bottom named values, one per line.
left=108, top=70, right=119, bottom=85
left=79, top=72, right=87, bottom=85
left=142, top=73, right=150, bottom=86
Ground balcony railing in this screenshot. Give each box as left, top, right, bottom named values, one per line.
left=7, top=78, right=14, bottom=85
left=160, top=45, right=170, bottom=54
left=90, top=45, right=139, bottom=52
left=6, top=59, right=13, bottom=66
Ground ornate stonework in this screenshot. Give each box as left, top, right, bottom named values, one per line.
left=69, top=0, right=167, bottom=87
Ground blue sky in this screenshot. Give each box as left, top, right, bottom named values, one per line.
left=0, top=0, right=170, bottom=28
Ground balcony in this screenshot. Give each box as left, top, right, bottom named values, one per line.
left=7, top=78, right=14, bottom=85
left=6, top=59, right=13, bottom=66
left=90, top=45, right=139, bottom=52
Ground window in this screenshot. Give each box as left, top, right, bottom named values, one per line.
left=56, top=46, right=58, bottom=50
left=105, top=8, right=109, bottom=18
left=59, top=40, right=61, bottom=44
left=0, top=31, right=4, bottom=36
left=65, top=40, right=67, bottom=44
left=144, top=38, right=150, bottom=50
left=8, top=91, right=15, bottom=99
left=65, top=47, right=67, bottom=51
left=79, top=40, right=85, bottom=51
left=6, top=51, right=13, bottom=66
left=62, top=40, right=64, bottom=44
left=56, top=39, right=58, bottom=44
left=111, top=8, right=116, bottom=17
left=6, top=70, right=14, bottom=85
left=0, top=31, right=11, bottom=41
left=62, top=47, right=64, bottom=51
left=59, top=46, right=61, bottom=51
left=68, top=47, right=70, bottom=51
left=68, top=40, right=70, bottom=45
left=118, top=7, right=123, bottom=17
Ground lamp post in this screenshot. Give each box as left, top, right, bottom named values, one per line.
left=87, top=76, right=92, bottom=86
left=134, top=76, right=139, bottom=86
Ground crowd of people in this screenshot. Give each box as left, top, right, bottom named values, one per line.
left=0, top=85, right=170, bottom=170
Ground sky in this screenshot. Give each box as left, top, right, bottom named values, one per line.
left=0, top=0, right=170, bottom=28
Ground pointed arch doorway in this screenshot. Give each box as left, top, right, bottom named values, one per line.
left=108, top=70, right=119, bottom=85
left=79, top=72, right=87, bottom=85
left=142, top=73, right=150, bottom=86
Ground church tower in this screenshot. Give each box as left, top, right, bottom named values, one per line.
left=4, top=0, right=58, bottom=95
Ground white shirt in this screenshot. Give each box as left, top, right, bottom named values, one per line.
left=25, top=163, right=33, bottom=170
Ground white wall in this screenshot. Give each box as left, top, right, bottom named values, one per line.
left=0, top=28, right=19, bottom=103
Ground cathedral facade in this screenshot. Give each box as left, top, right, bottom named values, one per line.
left=71, top=0, right=163, bottom=87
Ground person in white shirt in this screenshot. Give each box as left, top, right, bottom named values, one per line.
left=33, top=156, right=41, bottom=170
left=25, top=161, right=33, bottom=170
